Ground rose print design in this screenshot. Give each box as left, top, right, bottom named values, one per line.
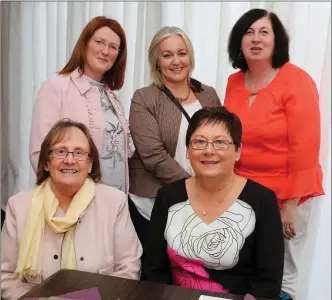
left=167, top=247, right=229, bottom=292
left=165, top=200, right=255, bottom=271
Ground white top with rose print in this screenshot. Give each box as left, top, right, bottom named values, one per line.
left=165, top=199, right=255, bottom=271
left=143, top=178, right=285, bottom=297
left=84, top=76, right=126, bottom=192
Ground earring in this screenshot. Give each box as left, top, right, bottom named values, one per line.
left=157, top=65, right=160, bottom=71
left=239, top=48, right=243, bottom=59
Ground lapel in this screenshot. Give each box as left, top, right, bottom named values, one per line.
left=69, top=69, right=92, bottom=95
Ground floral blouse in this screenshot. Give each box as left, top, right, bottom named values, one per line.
left=85, top=76, right=129, bottom=192
left=142, top=178, right=284, bottom=299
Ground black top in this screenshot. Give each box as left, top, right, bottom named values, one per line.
left=142, top=178, right=284, bottom=300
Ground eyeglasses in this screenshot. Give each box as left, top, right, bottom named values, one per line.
left=189, top=139, right=234, bottom=151
left=49, top=149, right=91, bottom=161
left=92, top=38, right=121, bottom=53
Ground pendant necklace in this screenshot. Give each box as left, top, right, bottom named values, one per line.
left=176, top=87, right=191, bottom=102
left=200, top=176, right=235, bottom=217
left=246, top=69, right=279, bottom=97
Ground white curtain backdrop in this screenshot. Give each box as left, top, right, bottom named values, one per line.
left=1, top=2, right=331, bottom=299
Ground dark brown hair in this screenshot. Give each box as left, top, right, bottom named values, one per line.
left=186, top=106, right=242, bottom=151
left=59, top=16, right=127, bottom=90
left=228, top=9, right=289, bottom=71
left=36, top=119, right=101, bottom=185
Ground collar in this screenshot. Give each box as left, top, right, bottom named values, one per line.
left=189, top=78, right=204, bottom=93
left=70, top=68, right=93, bottom=95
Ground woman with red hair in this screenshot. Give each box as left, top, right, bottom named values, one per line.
left=29, top=16, right=134, bottom=195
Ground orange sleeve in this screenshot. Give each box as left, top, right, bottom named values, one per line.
left=279, top=72, right=324, bottom=203
left=224, top=73, right=238, bottom=108
left=223, top=76, right=232, bottom=107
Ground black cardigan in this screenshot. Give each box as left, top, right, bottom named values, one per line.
left=142, top=178, right=284, bottom=300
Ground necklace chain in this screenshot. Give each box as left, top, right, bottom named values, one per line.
left=246, top=69, right=278, bottom=97
left=196, top=176, right=236, bottom=217
left=175, top=87, right=191, bottom=102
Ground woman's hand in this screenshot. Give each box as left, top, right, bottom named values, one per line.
left=281, top=198, right=299, bottom=240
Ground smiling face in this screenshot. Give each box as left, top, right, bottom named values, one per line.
left=45, top=127, right=92, bottom=194
left=157, top=34, right=191, bottom=85
left=241, top=16, right=275, bottom=64
left=187, top=122, right=240, bottom=178
left=84, top=26, right=121, bottom=81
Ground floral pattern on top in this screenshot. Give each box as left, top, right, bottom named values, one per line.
left=85, top=76, right=126, bottom=192
left=167, top=247, right=229, bottom=292
left=164, top=199, right=255, bottom=291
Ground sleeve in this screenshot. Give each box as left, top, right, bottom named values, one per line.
left=223, top=75, right=234, bottom=108
left=113, top=193, right=143, bottom=279
left=1, top=199, right=33, bottom=300
left=127, top=128, right=136, bottom=158
left=208, top=86, right=222, bottom=106
left=129, top=90, right=190, bottom=184
left=29, top=79, right=62, bottom=173
left=142, top=188, right=171, bottom=284
left=279, top=72, right=324, bottom=203
left=249, top=188, right=284, bottom=299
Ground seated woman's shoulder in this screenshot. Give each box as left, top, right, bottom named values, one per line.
left=95, top=183, right=126, bottom=204
left=245, top=179, right=277, bottom=200
left=7, top=188, right=38, bottom=210
left=158, top=178, right=186, bottom=196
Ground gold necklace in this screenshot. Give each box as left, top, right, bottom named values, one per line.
left=194, top=176, right=236, bottom=217
left=246, top=68, right=278, bottom=97
left=175, top=87, right=191, bottom=102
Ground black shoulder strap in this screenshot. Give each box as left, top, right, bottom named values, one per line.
left=160, top=86, right=191, bottom=122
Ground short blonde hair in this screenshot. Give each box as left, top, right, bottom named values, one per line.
left=148, top=26, right=195, bottom=86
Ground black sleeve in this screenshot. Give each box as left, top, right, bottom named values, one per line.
left=142, top=188, right=172, bottom=284
left=249, top=188, right=284, bottom=299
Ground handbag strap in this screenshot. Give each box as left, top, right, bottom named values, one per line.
left=160, top=86, right=191, bottom=122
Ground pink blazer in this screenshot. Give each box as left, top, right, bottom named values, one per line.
left=29, top=69, right=132, bottom=194
left=1, top=183, right=142, bottom=300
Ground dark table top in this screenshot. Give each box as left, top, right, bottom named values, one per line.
left=20, top=269, right=270, bottom=300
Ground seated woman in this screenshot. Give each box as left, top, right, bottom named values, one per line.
left=142, top=107, right=284, bottom=299
left=1, top=120, right=142, bottom=300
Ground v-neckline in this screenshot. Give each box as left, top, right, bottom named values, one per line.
left=184, top=178, right=248, bottom=226
left=240, top=64, right=284, bottom=109
left=188, top=199, right=239, bottom=226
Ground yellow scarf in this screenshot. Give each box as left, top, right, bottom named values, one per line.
left=15, top=177, right=95, bottom=278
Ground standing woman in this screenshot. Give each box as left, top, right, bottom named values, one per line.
left=224, top=9, right=324, bottom=300
left=30, top=16, right=134, bottom=194
left=128, top=26, right=221, bottom=250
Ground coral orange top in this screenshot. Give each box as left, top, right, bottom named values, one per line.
left=224, top=62, right=324, bottom=208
